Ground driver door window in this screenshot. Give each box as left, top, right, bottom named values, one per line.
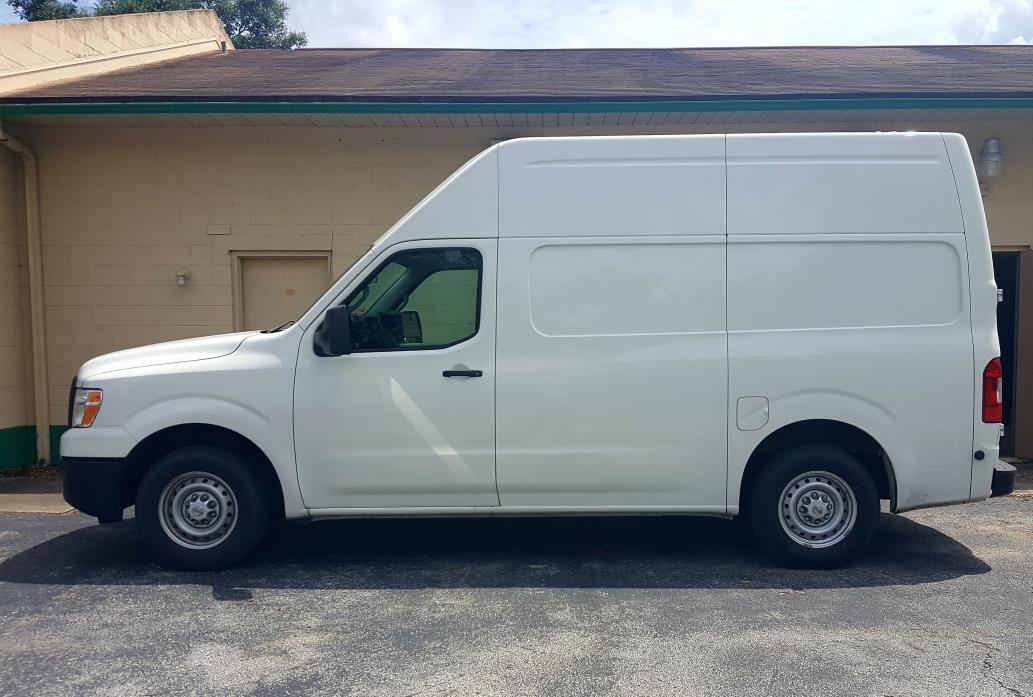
left=343, top=247, right=482, bottom=351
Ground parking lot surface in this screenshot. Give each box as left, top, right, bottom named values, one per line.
left=1, top=484, right=1031, bottom=696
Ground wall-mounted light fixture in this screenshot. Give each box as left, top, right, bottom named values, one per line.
left=979, top=138, right=1003, bottom=179
left=175, top=268, right=191, bottom=286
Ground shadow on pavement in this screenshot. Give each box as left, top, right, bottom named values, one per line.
left=0, top=512, right=990, bottom=595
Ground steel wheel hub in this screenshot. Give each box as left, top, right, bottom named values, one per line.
left=779, top=470, right=857, bottom=548
left=159, top=471, right=237, bottom=550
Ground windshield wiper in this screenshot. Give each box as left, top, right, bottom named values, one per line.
left=261, top=320, right=296, bottom=334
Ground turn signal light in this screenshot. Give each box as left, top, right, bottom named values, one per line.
left=72, top=388, right=103, bottom=428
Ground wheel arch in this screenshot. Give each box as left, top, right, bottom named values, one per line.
left=122, top=423, right=286, bottom=521
left=738, top=419, right=897, bottom=514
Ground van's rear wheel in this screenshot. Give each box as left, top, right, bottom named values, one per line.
left=748, top=446, right=879, bottom=568
left=136, top=445, right=271, bottom=570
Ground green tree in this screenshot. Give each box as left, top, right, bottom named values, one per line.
left=8, top=0, right=87, bottom=20
left=8, top=0, right=308, bottom=49
left=93, top=0, right=307, bottom=48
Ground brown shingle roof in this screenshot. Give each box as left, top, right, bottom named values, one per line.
left=5, top=46, right=1033, bottom=103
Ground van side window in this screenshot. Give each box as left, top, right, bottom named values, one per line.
left=343, top=248, right=482, bottom=351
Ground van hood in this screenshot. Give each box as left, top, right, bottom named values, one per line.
left=77, top=332, right=257, bottom=381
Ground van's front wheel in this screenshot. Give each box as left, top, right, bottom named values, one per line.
left=748, top=446, right=879, bottom=568
left=136, top=446, right=271, bottom=570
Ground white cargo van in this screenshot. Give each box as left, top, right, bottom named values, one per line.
left=62, top=133, right=1010, bottom=570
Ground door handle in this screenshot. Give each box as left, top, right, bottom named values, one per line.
left=442, top=369, right=483, bottom=378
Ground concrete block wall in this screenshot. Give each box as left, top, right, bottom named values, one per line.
left=9, top=118, right=1033, bottom=456
left=960, top=123, right=1033, bottom=248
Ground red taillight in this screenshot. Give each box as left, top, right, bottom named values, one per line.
left=982, top=357, right=1003, bottom=423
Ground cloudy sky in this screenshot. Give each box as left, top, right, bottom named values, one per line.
left=2, top=0, right=1032, bottom=47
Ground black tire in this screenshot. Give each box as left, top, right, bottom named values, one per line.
left=748, top=445, right=879, bottom=569
left=136, top=445, right=272, bottom=570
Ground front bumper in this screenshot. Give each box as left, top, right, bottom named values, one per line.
left=62, top=457, right=129, bottom=523
left=991, top=461, right=1016, bottom=498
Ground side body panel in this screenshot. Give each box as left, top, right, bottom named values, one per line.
left=725, top=133, right=975, bottom=513
left=494, top=136, right=729, bottom=510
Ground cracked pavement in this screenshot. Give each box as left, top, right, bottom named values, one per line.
left=0, top=485, right=1031, bottom=696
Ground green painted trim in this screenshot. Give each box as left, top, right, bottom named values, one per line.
left=0, top=425, right=68, bottom=468
left=2, top=97, right=1033, bottom=117
left=0, top=425, right=36, bottom=470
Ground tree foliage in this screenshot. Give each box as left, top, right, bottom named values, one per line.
left=8, top=0, right=307, bottom=49
left=8, top=0, right=87, bottom=20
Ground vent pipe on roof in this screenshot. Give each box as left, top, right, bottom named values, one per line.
left=0, top=122, right=50, bottom=464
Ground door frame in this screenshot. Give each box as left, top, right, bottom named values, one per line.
left=231, top=250, right=332, bottom=331
left=991, top=249, right=1021, bottom=456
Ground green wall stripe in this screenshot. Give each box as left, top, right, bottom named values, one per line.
left=0, top=425, right=67, bottom=469
left=0, top=425, right=36, bottom=470
left=3, top=97, right=1033, bottom=117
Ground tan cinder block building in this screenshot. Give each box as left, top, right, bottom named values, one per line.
left=2, top=11, right=1033, bottom=466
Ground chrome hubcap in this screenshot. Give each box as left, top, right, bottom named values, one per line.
left=158, top=471, right=237, bottom=550
left=779, top=471, right=857, bottom=548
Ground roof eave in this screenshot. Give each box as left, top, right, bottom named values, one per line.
left=4, top=96, right=1033, bottom=116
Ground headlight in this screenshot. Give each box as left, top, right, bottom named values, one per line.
left=71, top=388, right=103, bottom=428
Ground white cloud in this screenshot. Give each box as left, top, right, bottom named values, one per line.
left=952, top=0, right=1033, bottom=43
left=290, top=0, right=1033, bottom=48
left=1, top=0, right=1031, bottom=48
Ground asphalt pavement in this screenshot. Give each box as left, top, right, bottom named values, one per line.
left=0, top=480, right=1031, bottom=696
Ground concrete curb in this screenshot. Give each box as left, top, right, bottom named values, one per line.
left=0, top=493, right=72, bottom=514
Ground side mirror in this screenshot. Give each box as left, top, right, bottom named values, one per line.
left=314, top=305, right=353, bottom=357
